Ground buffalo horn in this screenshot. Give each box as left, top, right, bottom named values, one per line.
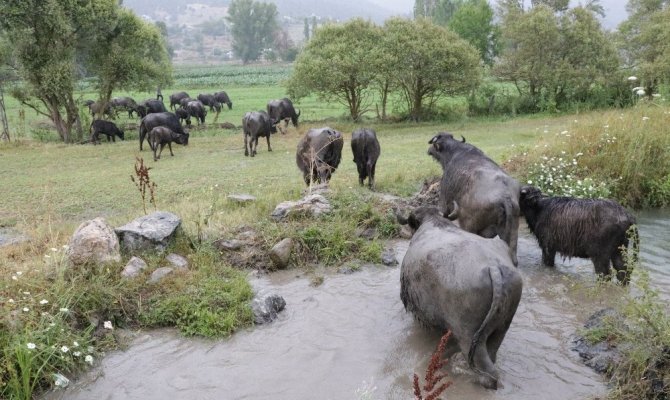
left=446, top=201, right=459, bottom=220
left=461, top=136, right=466, bottom=143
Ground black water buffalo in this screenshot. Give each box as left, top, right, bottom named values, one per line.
left=519, top=185, right=638, bottom=283
left=428, top=132, right=520, bottom=266
left=296, top=127, right=343, bottom=185
left=214, top=91, right=233, bottom=110
left=400, top=206, right=522, bottom=390
left=139, top=112, right=188, bottom=151
left=110, top=97, right=138, bottom=118
left=175, top=108, right=191, bottom=126
left=242, top=111, right=277, bottom=157
left=148, top=126, right=188, bottom=161
left=169, top=92, right=190, bottom=110
left=267, top=98, right=300, bottom=133
left=90, top=120, right=124, bottom=144
left=185, top=100, right=207, bottom=125
left=197, top=94, right=222, bottom=113
left=351, top=128, right=381, bottom=189
left=137, top=99, right=167, bottom=118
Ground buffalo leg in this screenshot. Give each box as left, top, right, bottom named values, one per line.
left=541, top=247, right=556, bottom=267
left=611, top=251, right=631, bottom=284
left=244, top=133, right=249, bottom=156
left=153, top=143, right=159, bottom=161
left=471, top=343, right=499, bottom=390
left=592, top=256, right=612, bottom=280
left=368, top=162, right=376, bottom=189
left=266, top=135, right=272, bottom=152
left=168, top=142, right=174, bottom=156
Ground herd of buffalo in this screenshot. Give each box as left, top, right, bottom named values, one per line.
left=85, top=93, right=639, bottom=390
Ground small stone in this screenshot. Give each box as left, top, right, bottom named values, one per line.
left=165, top=253, right=188, bottom=270
left=121, top=256, right=148, bottom=278
left=355, top=227, right=377, bottom=240
left=213, top=239, right=244, bottom=251
left=148, top=267, right=174, bottom=284
left=271, top=194, right=332, bottom=221
left=115, top=211, right=181, bottom=253
left=381, top=248, right=398, bottom=266
left=252, top=294, right=286, bottom=324
left=269, top=238, right=293, bottom=269
left=227, top=194, right=257, bottom=203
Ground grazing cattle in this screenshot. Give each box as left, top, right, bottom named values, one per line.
left=169, top=91, right=190, bottom=110
left=351, top=128, right=381, bottom=189
left=185, top=101, right=207, bottom=125
left=428, top=132, right=520, bottom=266
left=90, top=120, right=124, bottom=144
left=296, top=127, right=344, bottom=185
left=179, top=97, right=196, bottom=109
left=214, top=91, right=233, bottom=110
left=175, top=108, right=191, bottom=126
left=519, top=185, right=638, bottom=283
left=242, top=111, right=277, bottom=157
left=110, top=97, right=138, bottom=118
left=137, top=99, right=167, bottom=118
left=138, top=112, right=188, bottom=151
left=197, top=94, right=222, bottom=113
left=88, top=101, right=116, bottom=119
left=267, top=98, right=300, bottom=133
left=400, top=206, right=522, bottom=390
left=147, top=126, right=189, bottom=161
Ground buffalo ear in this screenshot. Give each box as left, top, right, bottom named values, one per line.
left=428, top=135, right=438, bottom=144
left=433, top=141, right=441, bottom=152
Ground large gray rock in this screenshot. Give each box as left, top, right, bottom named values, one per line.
left=269, top=238, right=293, bottom=269
left=121, top=256, right=148, bottom=278
left=67, top=218, right=121, bottom=266
left=271, top=194, right=331, bottom=221
left=252, top=294, right=286, bottom=324
left=148, top=267, right=174, bottom=284
left=115, top=212, right=181, bottom=253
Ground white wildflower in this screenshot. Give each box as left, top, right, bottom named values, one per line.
left=51, top=248, right=58, bottom=252
left=103, top=321, right=114, bottom=330
left=62, top=245, right=69, bottom=250
left=16, top=271, right=23, bottom=275
left=59, top=307, right=69, bottom=312
left=642, top=116, right=649, bottom=121
left=23, top=307, right=29, bottom=312
left=40, top=299, right=49, bottom=305
left=61, top=346, right=69, bottom=353
left=527, top=180, right=533, bottom=184
left=637, top=89, right=646, bottom=96
left=12, top=275, right=17, bottom=280
left=627, top=76, right=638, bottom=81
left=73, top=351, right=81, bottom=357
left=27, top=343, right=36, bottom=350
left=8, top=299, right=14, bottom=303
left=85, top=355, right=94, bottom=365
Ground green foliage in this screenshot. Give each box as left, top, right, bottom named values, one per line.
left=172, top=64, right=291, bottom=88
left=447, top=0, right=500, bottom=65
left=226, top=0, right=279, bottom=64
left=523, top=153, right=612, bottom=198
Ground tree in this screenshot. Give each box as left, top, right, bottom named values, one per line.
left=617, top=0, right=670, bottom=97
left=447, top=0, right=500, bottom=65
left=0, top=0, right=118, bottom=142
left=383, top=18, right=481, bottom=121
left=226, top=0, right=278, bottom=64
left=87, top=9, right=171, bottom=119
left=304, top=18, right=310, bottom=41
left=287, top=19, right=383, bottom=121
left=311, top=16, right=318, bottom=37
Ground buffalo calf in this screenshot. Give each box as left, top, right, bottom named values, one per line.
left=243, top=111, right=276, bottom=157
left=296, top=127, right=343, bottom=185
left=90, top=120, right=124, bottom=144
left=147, top=126, right=189, bottom=161
left=519, top=185, right=638, bottom=284
left=351, top=128, right=380, bottom=189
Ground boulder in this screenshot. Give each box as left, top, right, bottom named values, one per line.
left=166, top=253, right=189, bottom=270
left=115, top=212, right=181, bottom=253
left=121, top=256, right=148, bottom=278
left=252, top=294, right=286, bottom=324
left=227, top=194, right=257, bottom=203
left=271, top=194, right=332, bottom=221
left=269, top=238, right=293, bottom=269
left=381, top=247, right=398, bottom=266
left=148, top=267, right=174, bottom=284
left=67, top=218, right=121, bottom=266
left=213, top=239, right=245, bottom=251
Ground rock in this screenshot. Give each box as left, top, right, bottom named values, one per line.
left=381, top=247, right=398, bottom=266
left=302, top=183, right=330, bottom=196
left=252, top=294, right=286, bottom=324
left=213, top=239, right=244, bottom=251
left=166, top=253, right=189, bottom=270
left=227, top=194, right=257, bottom=203
left=572, top=308, right=623, bottom=374
left=355, top=227, right=377, bottom=240
left=269, top=238, right=293, bottom=269
left=148, top=267, right=174, bottom=284
left=271, top=194, right=332, bottom=221
left=399, top=225, right=414, bottom=239
left=121, top=256, right=148, bottom=278
left=115, top=211, right=181, bottom=253
left=235, top=227, right=258, bottom=242
left=66, top=218, right=121, bottom=266
left=0, top=228, right=28, bottom=247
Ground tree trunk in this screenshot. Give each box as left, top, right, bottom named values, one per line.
left=380, top=80, right=389, bottom=121
left=0, top=86, right=10, bottom=142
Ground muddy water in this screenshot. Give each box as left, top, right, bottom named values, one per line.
left=46, top=212, right=670, bottom=400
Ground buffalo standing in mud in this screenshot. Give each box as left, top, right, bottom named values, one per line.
left=139, top=112, right=188, bottom=151
left=243, top=111, right=277, bottom=157
left=90, top=120, right=124, bottom=144
left=400, top=206, right=522, bottom=390
left=267, top=98, right=300, bottom=133
left=519, top=185, right=639, bottom=284
left=428, top=132, right=520, bottom=266
left=351, top=128, right=380, bottom=189
left=296, top=127, right=343, bottom=185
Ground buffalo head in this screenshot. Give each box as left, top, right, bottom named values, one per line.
left=519, top=185, right=544, bottom=207
left=428, top=132, right=467, bottom=162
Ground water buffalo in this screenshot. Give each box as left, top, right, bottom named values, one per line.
left=214, top=91, right=233, bottom=110
left=428, top=132, right=520, bottom=266
left=90, top=120, right=124, bottom=144
left=139, top=112, right=188, bottom=151
left=169, top=91, right=190, bottom=110
left=148, top=126, right=188, bottom=161
left=175, top=108, right=191, bottom=126
left=351, top=128, right=381, bottom=189
left=197, top=94, right=222, bottom=113
left=137, top=99, right=167, bottom=118
left=296, top=127, right=343, bottom=185
left=110, top=97, right=138, bottom=118
left=242, top=110, right=277, bottom=157
left=400, top=206, right=522, bottom=390
left=267, top=98, right=300, bottom=133
left=185, top=100, right=207, bottom=125
left=519, top=185, right=639, bottom=284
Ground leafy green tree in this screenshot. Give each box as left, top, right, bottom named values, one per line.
left=617, top=0, right=670, bottom=97
left=226, top=0, right=278, bottom=64
left=433, top=0, right=462, bottom=25
left=531, top=0, right=570, bottom=13
left=383, top=18, right=481, bottom=121
left=447, top=0, right=500, bottom=65
left=87, top=9, right=172, bottom=117
left=287, top=19, right=383, bottom=121
left=0, top=0, right=118, bottom=142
